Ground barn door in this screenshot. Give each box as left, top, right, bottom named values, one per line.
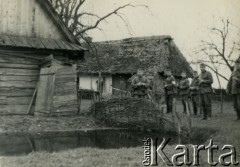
left=112, top=74, right=126, bottom=95
left=35, top=67, right=56, bottom=115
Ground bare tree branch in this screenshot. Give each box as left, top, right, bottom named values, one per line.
left=193, top=18, right=240, bottom=83
left=190, top=61, right=228, bottom=81
left=50, top=0, right=148, bottom=42
left=200, top=21, right=235, bottom=71
left=75, top=3, right=136, bottom=36
left=228, top=42, right=236, bottom=58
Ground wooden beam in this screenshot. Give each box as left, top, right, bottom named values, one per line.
left=0, top=64, right=39, bottom=70
left=0, top=68, right=39, bottom=76
left=40, top=55, right=54, bottom=66
left=0, top=50, right=42, bottom=60
left=0, top=105, right=31, bottom=115
left=27, top=83, right=38, bottom=115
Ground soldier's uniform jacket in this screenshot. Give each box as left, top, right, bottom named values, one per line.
left=226, top=70, right=240, bottom=94
left=131, top=76, right=150, bottom=96
left=164, top=75, right=177, bottom=95
left=190, top=77, right=200, bottom=96
left=199, top=70, right=213, bottom=94
left=179, top=78, right=190, bottom=96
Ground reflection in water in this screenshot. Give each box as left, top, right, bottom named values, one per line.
left=0, top=129, right=205, bottom=156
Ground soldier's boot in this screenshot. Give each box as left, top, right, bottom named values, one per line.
left=182, top=101, right=186, bottom=113
left=193, top=108, right=198, bottom=116
left=201, top=107, right=207, bottom=120
left=166, top=105, right=170, bottom=114
left=169, top=105, right=173, bottom=113
left=199, top=107, right=203, bottom=115
left=207, top=107, right=212, bottom=119
left=194, top=104, right=198, bottom=116
left=193, top=103, right=198, bottom=116
left=236, top=110, right=240, bottom=120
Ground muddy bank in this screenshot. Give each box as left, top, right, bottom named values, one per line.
left=0, top=115, right=105, bottom=133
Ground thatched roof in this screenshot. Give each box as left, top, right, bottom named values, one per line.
left=78, top=35, right=193, bottom=76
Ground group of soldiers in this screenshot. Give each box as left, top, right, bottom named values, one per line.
left=131, top=60, right=240, bottom=121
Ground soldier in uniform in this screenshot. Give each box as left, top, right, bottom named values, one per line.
left=179, top=71, right=190, bottom=113
left=131, top=68, right=150, bottom=99
left=190, top=71, right=200, bottom=116
left=164, top=69, right=177, bottom=114
left=226, top=58, right=240, bottom=120
left=199, top=63, right=213, bottom=120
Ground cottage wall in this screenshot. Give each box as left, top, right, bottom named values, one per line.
left=0, top=0, right=85, bottom=116
left=52, top=66, right=78, bottom=116
left=79, top=74, right=112, bottom=96
left=0, top=50, right=41, bottom=114
left=0, top=49, right=78, bottom=115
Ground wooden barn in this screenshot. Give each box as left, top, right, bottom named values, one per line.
left=78, top=36, right=192, bottom=97
left=0, top=0, right=86, bottom=116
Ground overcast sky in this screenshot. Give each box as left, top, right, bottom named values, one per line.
left=83, top=0, right=240, bottom=87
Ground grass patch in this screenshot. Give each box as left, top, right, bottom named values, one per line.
left=0, top=101, right=240, bottom=167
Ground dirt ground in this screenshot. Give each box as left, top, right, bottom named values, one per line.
left=0, top=101, right=240, bottom=167
left=0, top=115, right=104, bottom=133
left=0, top=100, right=102, bottom=133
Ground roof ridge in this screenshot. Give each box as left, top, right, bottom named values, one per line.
left=93, top=35, right=173, bottom=44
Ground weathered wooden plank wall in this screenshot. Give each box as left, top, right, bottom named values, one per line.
left=0, top=49, right=78, bottom=115
left=0, top=0, right=65, bottom=40
left=0, top=52, right=40, bottom=115
left=34, top=67, right=56, bottom=115
left=52, top=66, right=78, bottom=116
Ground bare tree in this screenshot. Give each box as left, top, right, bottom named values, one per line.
left=192, top=18, right=239, bottom=81
left=191, top=19, right=240, bottom=113
left=48, top=0, right=150, bottom=101
left=49, top=0, right=148, bottom=40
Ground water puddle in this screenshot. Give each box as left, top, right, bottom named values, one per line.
left=0, top=129, right=207, bottom=156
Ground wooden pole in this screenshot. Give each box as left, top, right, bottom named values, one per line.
left=220, top=89, right=223, bottom=113
left=77, top=71, right=80, bottom=115
left=215, top=73, right=223, bottom=113
left=198, top=89, right=203, bottom=115
left=90, top=73, right=96, bottom=115
left=27, top=82, right=38, bottom=115
left=173, top=98, right=182, bottom=137
left=27, top=136, right=36, bottom=152
left=99, top=71, right=102, bottom=101
left=79, top=90, right=82, bottom=115
left=90, top=73, right=93, bottom=106
left=185, top=101, right=192, bottom=135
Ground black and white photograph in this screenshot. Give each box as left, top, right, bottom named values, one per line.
left=0, top=0, right=239, bottom=166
